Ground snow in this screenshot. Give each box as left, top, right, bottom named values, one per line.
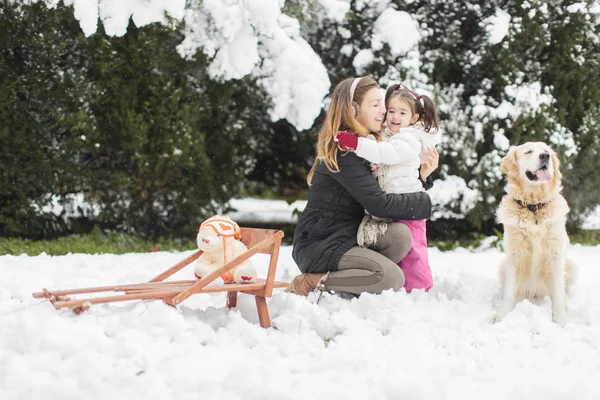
left=340, top=43, right=354, bottom=57
left=256, top=14, right=331, bottom=130
left=356, top=0, right=391, bottom=14
left=39, top=0, right=331, bottom=131
left=428, top=176, right=479, bottom=220
left=471, top=82, right=554, bottom=122
left=35, top=195, right=600, bottom=231
left=178, top=0, right=331, bottom=131
left=485, top=8, right=511, bottom=45
left=57, top=0, right=186, bottom=37
left=2, top=243, right=600, bottom=399
left=566, top=3, right=589, bottom=14
left=372, top=9, right=420, bottom=56
left=582, top=205, right=600, bottom=230
left=317, top=0, right=350, bottom=22
left=504, top=82, right=554, bottom=116
left=493, top=128, right=511, bottom=151
left=62, top=0, right=98, bottom=36
left=178, top=0, right=332, bottom=131
left=224, top=198, right=307, bottom=224
left=353, top=5, right=423, bottom=76
left=352, top=49, right=375, bottom=75
left=34, top=193, right=103, bottom=222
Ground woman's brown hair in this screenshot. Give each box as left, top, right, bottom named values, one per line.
left=307, top=76, right=380, bottom=184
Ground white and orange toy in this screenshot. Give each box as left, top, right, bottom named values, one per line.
left=194, top=216, right=257, bottom=284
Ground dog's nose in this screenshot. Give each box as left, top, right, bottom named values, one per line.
left=203, top=238, right=210, bottom=243
left=540, top=152, right=550, bottom=161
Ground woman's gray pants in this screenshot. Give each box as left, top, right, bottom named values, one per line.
left=324, top=223, right=411, bottom=296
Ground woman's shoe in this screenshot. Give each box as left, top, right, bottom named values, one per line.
left=284, top=273, right=328, bottom=296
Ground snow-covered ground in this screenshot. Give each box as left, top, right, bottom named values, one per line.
left=2, top=243, right=600, bottom=399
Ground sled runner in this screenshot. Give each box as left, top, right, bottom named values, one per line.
left=32, top=228, right=288, bottom=328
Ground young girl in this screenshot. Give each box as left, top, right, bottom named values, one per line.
left=335, top=83, right=441, bottom=292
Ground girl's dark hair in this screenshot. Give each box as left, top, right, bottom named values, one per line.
left=384, top=83, right=439, bottom=133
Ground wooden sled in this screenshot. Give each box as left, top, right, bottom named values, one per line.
left=33, top=228, right=288, bottom=328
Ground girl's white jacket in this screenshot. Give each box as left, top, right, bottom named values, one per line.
left=354, top=125, right=442, bottom=194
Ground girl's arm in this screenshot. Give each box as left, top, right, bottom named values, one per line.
left=354, top=136, right=419, bottom=165
left=332, top=153, right=432, bottom=220
left=334, top=130, right=420, bottom=165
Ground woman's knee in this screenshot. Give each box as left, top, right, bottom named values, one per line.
left=381, top=262, right=405, bottom=291
left=375, top=223, right=413, bottom=263
left=386, top=222, right=412, bottom=245
left=329, top=248, right=404, bottom=294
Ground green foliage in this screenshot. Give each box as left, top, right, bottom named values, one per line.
left=81, top=20, right=275, bottom=239
left=2, top=0, right=599, bottom=243
left=2, top=225, right=598, bottom=256
left=430, top=227, right=600, bottom=251
left=0, top=226, right=195, bottom=256
left=429, top=232, right=502, bottom=252
left=563, top=105, right=600, bottom=217
left=0, top=1, right=89, bottom=237
left=413, top=0, right=600, bottom=231
left=1, top=2, right=277, bottom=240
left=300, top=0, right=600, bottom=235
left=246, top=119, right=317, bottom=199
left=568, top=229, right=600, bottom=246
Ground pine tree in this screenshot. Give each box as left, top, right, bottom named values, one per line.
left=0, top=1, right=90, bottom=237
left=297, top=0, right=600, bottom=234
left=1, top=2, right=282, bottom=239
left=80, top=19, right=277, bottom=238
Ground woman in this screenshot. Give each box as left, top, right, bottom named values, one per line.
left=287, top=76, right=438, bottom=297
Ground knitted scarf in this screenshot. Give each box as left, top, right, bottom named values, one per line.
left=357, top=160, right=391, bottom=247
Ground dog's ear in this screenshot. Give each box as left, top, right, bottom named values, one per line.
left=500, top=146, right=518, bottom=177
left=551, top=149, right=562, bottom=182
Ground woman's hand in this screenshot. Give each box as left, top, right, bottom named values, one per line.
left=420, top=146, right=439, bottom=180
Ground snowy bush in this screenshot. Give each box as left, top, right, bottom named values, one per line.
left=3, top=0, right=600, bottom=238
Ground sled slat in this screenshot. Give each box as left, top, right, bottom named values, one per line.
left=34, top=227, right=287, bottom=328
left=149, top=250, right=203, bottom=282
left=33, top=280, right=197, bottom=299
left=52, top=280, right=288, bottom=309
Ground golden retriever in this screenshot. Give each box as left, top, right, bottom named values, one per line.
left=494, top=142, right=576, bottom=326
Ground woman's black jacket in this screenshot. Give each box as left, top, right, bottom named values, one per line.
left=292, top=152, right=433, bottom=274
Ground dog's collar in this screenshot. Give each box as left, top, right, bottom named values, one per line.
left=514, top=199, right=546, bottom=214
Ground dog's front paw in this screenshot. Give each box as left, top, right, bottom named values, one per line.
left=492, top=306, right=511, bottom=324
left=553, top=313, right=567, bottom=327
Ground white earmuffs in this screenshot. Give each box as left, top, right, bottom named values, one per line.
left=350, top=77, right=361, bottom=117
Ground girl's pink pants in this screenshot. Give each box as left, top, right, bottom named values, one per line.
left=394, top=219, right=433, bottom=292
